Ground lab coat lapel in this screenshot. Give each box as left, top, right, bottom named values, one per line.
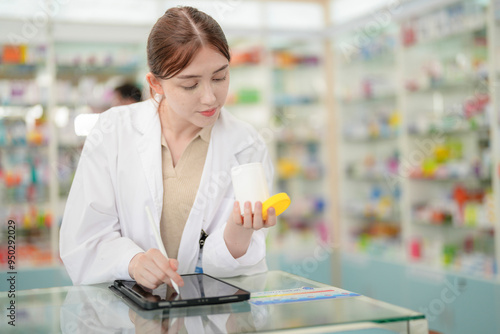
left=200, top=130, right=239, bottom=230
left=203, top=110, right=258, bottom=214
left=202, top=111, right=261, bottom=226
left=133, top=100, right=163, bottom=222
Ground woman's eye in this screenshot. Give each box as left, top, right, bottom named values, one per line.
left=213, top=75, right=227, bottom=82
left=182, top=76, right=226, bottom=90
left=183, top=84, right=198, bottom=90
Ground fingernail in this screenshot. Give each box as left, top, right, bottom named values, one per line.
left=269, top=207, right=275, bottom=214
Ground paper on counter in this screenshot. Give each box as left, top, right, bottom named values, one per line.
left=250, top=286, right=360, bottom=305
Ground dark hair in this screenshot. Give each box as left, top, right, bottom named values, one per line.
left=147, top=6, right=231, bottom=83
left=114, top=83, right=142, bottom=102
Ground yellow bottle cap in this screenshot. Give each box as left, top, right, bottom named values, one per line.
left=262, top=193, right=291, bottom=220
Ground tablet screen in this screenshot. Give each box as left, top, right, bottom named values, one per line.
left=120, top=274, right=248, bottom=303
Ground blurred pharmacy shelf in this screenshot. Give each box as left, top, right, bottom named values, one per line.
left=333, top=1, right=500, bottom=332
left=335, top=21, right=403, bottom=263
left=334, top=0, right=500, bottom=282
left=0, top=40, right=147, bottom=275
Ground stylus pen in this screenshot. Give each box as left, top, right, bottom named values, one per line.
left=145, top=205, right=180, bottom=295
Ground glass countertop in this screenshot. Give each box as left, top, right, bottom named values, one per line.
left=0, top=271, right=424, bottom=333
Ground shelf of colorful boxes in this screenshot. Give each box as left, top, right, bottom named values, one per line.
left=0, top=115, right=55, bottom=269
left=399, top=3, right=488, bottom=129
left=402, top=58, right=488, bottom=108
left=342, top=108, right=400, bottom=143
left=336, top=80, right=397, bottom=108
left=399, top=0, right=495, bottom=277
left=335, top=24, right=398, bottom=105
left=412, top=183, right=494, bottom=228
left=407, top=103, right=493, bottom=224
left=401, top=1, right=488, bottom=92
left=0, top=204, right=54, bottom=269
left=0, top=44, right=58, bottom=268
left=1, top=44, right=48, bottom=106
left=0, top=115, right=50, bottom=200
left=54, top=42, right=144, bottom=112
left=271, top=48, right=321, bottom=107
left=270, top=47, right=323, bottom=144
left=404, top=93, right=491, bottom=178
left=270, top=48, right=328, bottom=241
left=404, top=100, right=494, bottom=247
left=334, top=27, right=402, bottom=259
left=337, top=67, right=400, bottom=243
left=408, top=224, right=496, bottom=278
left=343, top=154, right=403, bottom=260
left=405, top=130, right=495, bottom=274
left=274, top=128, right=328, bottom=242
left=340, top=152, right=402, bottom=257
left=338, top=27, right=396, bottom=66
left=0, top=44, right=43, bottom=243
left=226, top=46, right=263, bottom=106
left=344, top=149, right=400, bottom=181
left=400, top=0, right=487, bottom=49
left=343, top=137, right=401, bottom=258
left=0, top=44, right=46, bottom=73
left=408, top=176, right=496, bottom=278
left=225, top=43, right=273, bottom=136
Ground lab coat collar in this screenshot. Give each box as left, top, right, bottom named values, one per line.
left=130, top=99, right=160, bottom=135
left=134, top=100, right=163, bottom=220
left=130, top=98, right=258, bottom=156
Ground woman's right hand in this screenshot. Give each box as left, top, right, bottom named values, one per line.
left=128, top=249, right=184, bottom=290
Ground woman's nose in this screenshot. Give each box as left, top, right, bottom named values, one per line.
left=200, top=83, right=217, bottom=105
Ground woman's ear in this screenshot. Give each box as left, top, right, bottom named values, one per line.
left=146, top=72, right=164, bottom=96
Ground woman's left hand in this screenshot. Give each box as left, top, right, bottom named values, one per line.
left=232, top=201, right=277, bottom=230
left=224, top=201, right=277, bottom=259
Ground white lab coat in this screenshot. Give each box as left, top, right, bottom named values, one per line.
left=60, top=99, right=273, bottom=285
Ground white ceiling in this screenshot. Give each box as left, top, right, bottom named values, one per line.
left=0, top=0, right=404, bottom=43
left=0, top=0, right=327, bottom=29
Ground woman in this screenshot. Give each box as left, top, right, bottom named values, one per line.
left=60, top=6, right=276, bottom=290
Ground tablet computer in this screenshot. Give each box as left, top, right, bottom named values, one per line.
left=110, top=273, right=251, bottom=310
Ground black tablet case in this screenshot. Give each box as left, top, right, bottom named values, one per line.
left=110, top=273, right=250, bottom=310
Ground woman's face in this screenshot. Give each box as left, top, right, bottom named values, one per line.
left=151, top=46, right=230, bottom=129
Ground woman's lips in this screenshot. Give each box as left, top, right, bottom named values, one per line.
left=200, top=108, right=217, bottom=117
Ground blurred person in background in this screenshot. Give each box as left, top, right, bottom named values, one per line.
left=112, top=82, right=142, bottom=106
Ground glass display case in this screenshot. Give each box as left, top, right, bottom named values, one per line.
left=0, top=271, right=428, bottom=333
